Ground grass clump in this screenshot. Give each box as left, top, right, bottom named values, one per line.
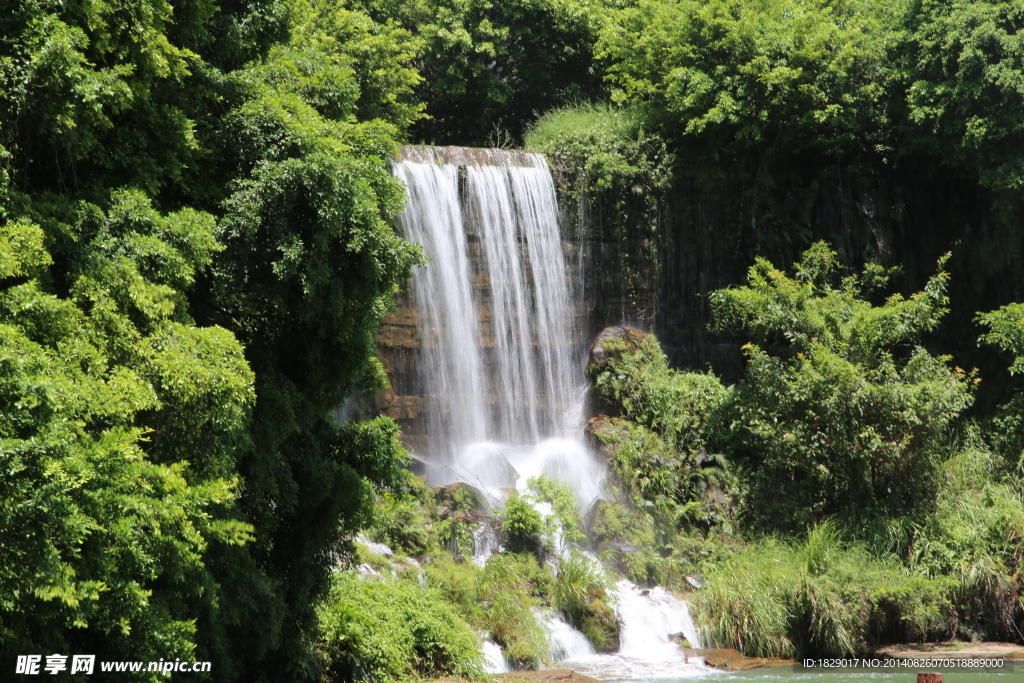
left=555, top=554, right=619, bottom=651
left=478, top=554, right=551, bottom=669
left=421, top=551, right=552, bottom=670
left=692, top=522, right=956, bottom=658
left=906, top=446, right=1024, bottom=640
left=316, top=573, right=484, bottom=682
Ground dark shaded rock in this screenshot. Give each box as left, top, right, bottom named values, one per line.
left=406, top=454, right=431, bottom=478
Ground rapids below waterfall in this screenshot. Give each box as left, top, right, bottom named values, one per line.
left=548, top=581, right=716, bottom=681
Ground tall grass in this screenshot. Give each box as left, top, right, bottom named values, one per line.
left=692, top=523, right=958, bottom=657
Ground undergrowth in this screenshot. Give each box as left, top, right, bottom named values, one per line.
left=316, top=573, right=484, bottom=682
left=692, top=523, right=955, bottom=657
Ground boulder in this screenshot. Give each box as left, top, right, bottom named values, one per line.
left=588, top=326, right=647, bottom=368
left=432, top=481, right=488, bottom=514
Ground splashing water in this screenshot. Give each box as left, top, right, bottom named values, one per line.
left=558, top=581, right=716, bottom=680
left=482, top=640, right=510, bottom=674
left=541, top=610, right=596, bottom=662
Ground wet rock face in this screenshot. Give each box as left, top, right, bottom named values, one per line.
left=587, top=326, right=647, bottom=369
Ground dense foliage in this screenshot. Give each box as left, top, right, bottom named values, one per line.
left=1, top=0, right=419, bottom=679
left=0, top=199, right=254, bottom=671
left=710, top=243, right=975, bottom=528
left=316, top=573, right=484, bottom=682
left=592, top=244, right=1024, bottom=651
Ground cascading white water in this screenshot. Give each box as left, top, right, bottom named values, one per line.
left=615, top=581, right=703, bottom=654
left=392, top=161, right=488, bottom=452
left=557, top=580, right=715, bottom=680
left=393, top=148, right=597, bottom=505
left=482, top=640, right=510, bottom=674
left=541, top=611, right=596, bottom=662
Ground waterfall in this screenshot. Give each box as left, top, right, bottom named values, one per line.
left=482, top=640, right=510, bottom=674
left=393, top=147, right=596, bottom=504
left=615, top=581, right=703, bottom=655
left=541, top=611, right=596, bottom=662
left=392, top=161, right=488, bottom=452
left=393, top=147, right=712, bottom=680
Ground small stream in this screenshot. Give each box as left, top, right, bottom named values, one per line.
left=546, top=580, right=715, bottom=680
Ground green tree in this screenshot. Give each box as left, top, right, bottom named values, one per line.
left=0, top=198, right=254, bottom=678
left=598, top=0, right=892, bottom=162
left=355, top=0, right=607, bottom=144
left=1, top=0, right=424, bottom=678
left=711, top=243, right=975, bottom=529
left=898, top=0, right=1024, bottom=191
left=978, top=303, right=1024, bottom=465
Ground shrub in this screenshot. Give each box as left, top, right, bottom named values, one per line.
left=370, top=472, right=435, bottom=556
left=711, top=243, right=975, bottom=529
left=316, top=573, right=484, bottom=682
left=528, top=475, right=586, bottom=548
left=503, top=492, right=546, bottom=555
left=422, top=553, right=482, bottom=622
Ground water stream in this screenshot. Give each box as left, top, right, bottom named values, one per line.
left=557, top=581, right=712, bottom=680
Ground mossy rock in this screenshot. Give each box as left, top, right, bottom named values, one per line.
left=433, top=481, right=488, bottom=515
left=584, top=415, right=632, bottom=460
left=578, top=596, right=620, bottom=652
left=588, top=326, right=648, bottom=369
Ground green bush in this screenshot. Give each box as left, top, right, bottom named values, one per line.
left=503, top=492, right=546, bottom=555
left=554, top=554, right=619, bottom=651
left=711, top=243, right=975, bottom=529
left=528, top=475, right=586, bottom=548
left=422, top=553, right=483, bottom=621
left=317, top=573, right=484, bottom=682
left=371, top=472, right=435, bottom=556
